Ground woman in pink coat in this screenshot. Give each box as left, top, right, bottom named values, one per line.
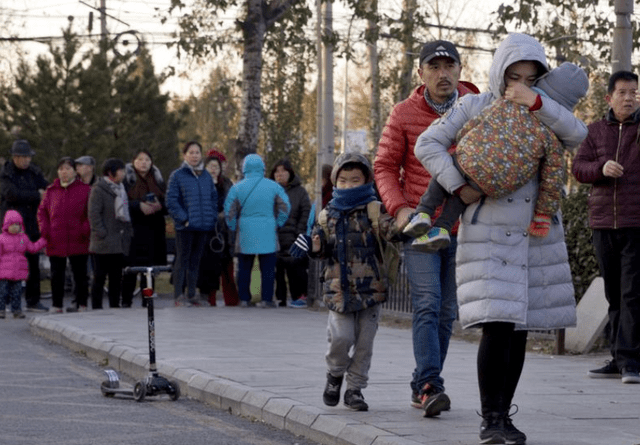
left=37, top=157, right=91, bottom=313
left=0, top=210, right=46, bottom=318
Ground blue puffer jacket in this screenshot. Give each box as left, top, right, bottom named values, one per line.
left=225, top=154, right=290, bottom=254
left=166, top=161, right=218, bottom=232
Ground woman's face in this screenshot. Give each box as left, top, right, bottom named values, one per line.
left=133, top=152, right=152, bottom=175
left=184, top=144, right=202, bottom=167
left=504, top=61, right=539, bottom=88
left=273, top=165, right=290, bottom=186
left=206, top=159, right=221, bottom=179
left=57, top=163, right=76, bottom=183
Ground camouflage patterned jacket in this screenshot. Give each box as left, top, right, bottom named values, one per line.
left=310, top=201, right=393, bottom=314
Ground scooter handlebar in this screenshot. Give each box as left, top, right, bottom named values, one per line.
left=124, top=265, right=172, bottom=275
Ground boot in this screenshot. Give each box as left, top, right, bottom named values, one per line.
left=208, top=290, right=217, bottom=307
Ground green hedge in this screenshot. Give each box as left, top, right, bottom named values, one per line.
left=562, top=184, right=599, bottom=303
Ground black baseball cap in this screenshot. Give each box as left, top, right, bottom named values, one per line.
left=419, top=40, right=461, bottom=66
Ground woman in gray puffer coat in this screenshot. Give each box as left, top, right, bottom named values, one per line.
left=414, top=33, right=586, bottom=444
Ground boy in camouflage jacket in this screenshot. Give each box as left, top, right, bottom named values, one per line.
left=308, top=152, right=393, bottom=412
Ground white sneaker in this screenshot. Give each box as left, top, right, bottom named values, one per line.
left=403, top=212, right=432, bottom=238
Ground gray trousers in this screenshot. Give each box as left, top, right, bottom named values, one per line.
left=326, top=305, right=380, bottom=391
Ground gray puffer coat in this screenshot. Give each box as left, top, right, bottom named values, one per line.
left=414, top=33, right=585, bottom=330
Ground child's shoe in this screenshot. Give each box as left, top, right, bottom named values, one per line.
left=412, top=227, right=451, bottom=253
left=49, top=306, right=63, bottom=314
left=402, top=212, right=432, bottom=238
left=323, top=373, right=343, bottom=406
left=13, top=311, right=25, bottom=319
left=344, top=388, right=369, bottom=411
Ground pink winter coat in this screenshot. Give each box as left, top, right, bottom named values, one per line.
left=0, top=210, right=47, bottom=281
left=37, top=178, right=91, bottom=257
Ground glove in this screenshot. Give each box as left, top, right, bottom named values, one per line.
left=528, top=213, right=551, bottom=237
left=289, top=234, right=311, bottom=258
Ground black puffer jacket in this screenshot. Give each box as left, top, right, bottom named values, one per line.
left=0, top=161, right=48, bottom=241
left=572, top=108, right=640, bottom=229
left=269, top=160, right=311, bottom=258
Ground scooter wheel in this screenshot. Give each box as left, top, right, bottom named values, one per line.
left=133, top=381, right=146, bottom=402
left=100, top=383, right=115, bottom=397
left=167, top=380, right=181, bottom=401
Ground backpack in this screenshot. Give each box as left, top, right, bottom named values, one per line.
left=317, top=201, right=401, bottom=285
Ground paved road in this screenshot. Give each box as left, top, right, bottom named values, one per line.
left=0, top=317, right=320, bottom=445
left=28, top=297, right=640, bottom=445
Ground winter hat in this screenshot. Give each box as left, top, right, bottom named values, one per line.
left=75, top=155, right=96, bottom=166
left=331, top=152, right=373, bottom=185
left=419, top=40, right=461, bottom=66
left=534, top=62, right=589, bottom=111
left=10, top=140, right=35, bottom=156
left=206, top=149, right=226, bottom=163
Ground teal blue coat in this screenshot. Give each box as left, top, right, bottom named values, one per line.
left=224, top=154, right=290, bottom=254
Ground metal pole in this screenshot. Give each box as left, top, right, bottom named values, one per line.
left=315, top=0, right=324, bottom=216
left=611, top=0, right=633, bottom=73
left=100, top=0, right=107, bottom=42
left=322, top=0, right=334, bottom=167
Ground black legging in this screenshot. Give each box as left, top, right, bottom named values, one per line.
left=477, top=322, right=528, bottom=415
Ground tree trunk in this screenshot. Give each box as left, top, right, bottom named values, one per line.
left=236, top=0, right=267, bottom=175
left=396, top=0, right=416, bottom=103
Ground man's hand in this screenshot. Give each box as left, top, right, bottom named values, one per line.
left=458, top=185, right=483, bottom=204
left=504, top=82, right=537, bottom=108
left=395, top=207, right=415, bottom=231
left=603, top=160, right=624, bottom=178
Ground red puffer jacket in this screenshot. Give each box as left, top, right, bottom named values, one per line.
left=374, top=82, right=479, bottom=233
left=572, top=110, right=640, bottom=229
left=37, top=178, right=91, bottom=257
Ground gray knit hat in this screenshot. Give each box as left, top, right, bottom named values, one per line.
left=534, top=62, right=589, bottom=111
left=330, top=152, right=372, bottom=184
left=75, top=155, right=96, bottom=166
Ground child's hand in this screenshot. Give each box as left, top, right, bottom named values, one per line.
left=312, top=235, right=321, bottom=252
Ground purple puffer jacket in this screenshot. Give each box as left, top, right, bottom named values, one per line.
left=0, top=210, right=47, bottom=281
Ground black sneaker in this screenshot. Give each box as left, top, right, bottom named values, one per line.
left=588, top=360, right=620, bottom=378
left=343, top=388, right=368, bottom=411
left=322, top=373, right=343, bottom=407
left=13, top=311, right=26, bottom=319
left=419, top=383, right=451, bottom=417
left=479, top=412, right=506, bottom=444
left=410, top=391, right=422, bottom=408
left=621, top=366, right=640, bottom=384
left=26, top=302, right=49, bottom=313
left=504, top=406, right=526, bottom=445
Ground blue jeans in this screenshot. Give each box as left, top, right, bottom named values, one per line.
left=404, top=237, right=458, bottom=394
left=237, top=253, right=276, bottom=303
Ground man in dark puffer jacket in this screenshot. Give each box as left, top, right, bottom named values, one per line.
left=573, top=70, right=640, bottom=384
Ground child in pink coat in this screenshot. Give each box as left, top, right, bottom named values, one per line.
left=0, top=210, right=47, bottom=318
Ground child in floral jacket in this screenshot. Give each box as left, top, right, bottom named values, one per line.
left=306, top=152, right=394, bottom=412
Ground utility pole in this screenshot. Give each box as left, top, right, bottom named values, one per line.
left=100, top=0, right=108, bottom=42
left=315, top=0, right=324, bottom=215
left=321, top=0, right=335, bottom=167
left=612, top=0, right=633, bottom=72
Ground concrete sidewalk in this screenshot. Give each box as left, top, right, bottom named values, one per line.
left=29, top=304, right=640, bottom=445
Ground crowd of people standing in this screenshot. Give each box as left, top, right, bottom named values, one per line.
left=0, top=138, right=315, bottom=313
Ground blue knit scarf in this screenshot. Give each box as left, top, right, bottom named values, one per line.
left=329, top=183, right=377, bottom=211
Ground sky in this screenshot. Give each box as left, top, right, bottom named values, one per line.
left=1, top=0, right=514, bottom=98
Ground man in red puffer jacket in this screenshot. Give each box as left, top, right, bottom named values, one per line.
left=374, top=40, right=479, bottom=418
